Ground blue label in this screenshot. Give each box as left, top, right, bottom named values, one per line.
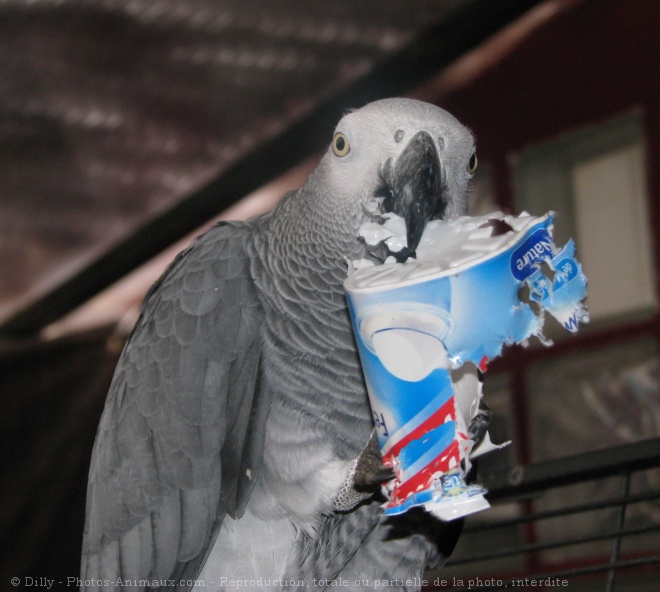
left=552, top=257, right=578, bottom=289
left=510, top=228, right=553, bottom=280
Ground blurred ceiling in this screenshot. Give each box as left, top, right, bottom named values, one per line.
left=0, top=0, right=544, bottom=337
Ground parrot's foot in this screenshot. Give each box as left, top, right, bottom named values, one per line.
left=333, top=459, right=373, bottom=512
left=332, top=431, right=394, bottom=513
left=468, top=399, right=493, bottom=449
left=354, top=429, right=394, bottom=489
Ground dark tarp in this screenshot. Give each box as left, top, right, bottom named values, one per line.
left=0, top=328, right=124, bottom=585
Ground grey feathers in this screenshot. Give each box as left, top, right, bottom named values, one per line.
left=82, top=222, right=266, bottom=590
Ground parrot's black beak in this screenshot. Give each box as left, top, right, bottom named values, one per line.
left=379, top=130, right=445, bottom=261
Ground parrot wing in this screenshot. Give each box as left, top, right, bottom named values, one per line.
left=81, top=221, right=268, bottom=590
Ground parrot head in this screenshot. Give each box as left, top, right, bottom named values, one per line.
left=317, top=98, right=476, bottom=261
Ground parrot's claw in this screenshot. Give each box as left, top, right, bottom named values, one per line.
left=332, top=430, right=393, bottom=513
left=467, top=400, right=493, bottom=449
left=354, top=429, right=394, bottom=490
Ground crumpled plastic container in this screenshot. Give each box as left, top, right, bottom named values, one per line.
left=344, top=211, right=588, bottom=521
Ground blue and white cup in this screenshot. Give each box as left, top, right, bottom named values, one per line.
left=345, top=212, right=587, bottom=520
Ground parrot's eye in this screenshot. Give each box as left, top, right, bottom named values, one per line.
left=332, top=132, right=350, bottom=157
left=467, top=152, right=478, bottom=174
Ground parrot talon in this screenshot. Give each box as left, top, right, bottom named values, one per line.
left=333, top=430, right=393, bottom=512
left=467, top=401, right=493, bottom=448
left=354, top=429, right=394, bottom=490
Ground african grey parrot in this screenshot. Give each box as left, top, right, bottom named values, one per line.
left=81, top=98, right=478, bottom=592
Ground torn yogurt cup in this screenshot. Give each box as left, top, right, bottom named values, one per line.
left=344, top=211, right=588, bottom=521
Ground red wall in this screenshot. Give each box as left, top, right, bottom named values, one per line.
left=440, top=0, right=660, bottom=159
left=438, top=0, right=660, bottom=293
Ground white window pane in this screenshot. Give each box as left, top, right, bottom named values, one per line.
left=571, top=144, right=656, bottom=319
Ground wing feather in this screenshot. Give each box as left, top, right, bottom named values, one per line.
left=81, top=221, right=266, bottom=591
left=151, top=489, right=181, bottom=578
left=118, top=522, right=142, bottom=583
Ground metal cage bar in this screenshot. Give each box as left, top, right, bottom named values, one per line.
left=433, top=438, right=660, bottom=591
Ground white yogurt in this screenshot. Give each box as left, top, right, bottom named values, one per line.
left=348, top=211, right=547, bottom=291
